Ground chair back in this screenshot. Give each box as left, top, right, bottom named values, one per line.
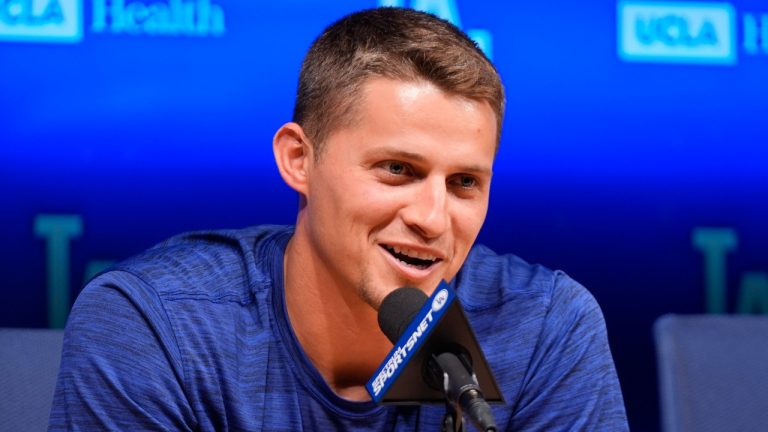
left=655, top=314, right=768, bottom=432
left=0, top=328, right=64, bottom=432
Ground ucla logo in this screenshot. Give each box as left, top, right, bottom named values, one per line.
left=0, top=0, right=225, bottom=43
left=618, top=1, right=736, bottom=65
left=0, top=0, right=82, bottom=43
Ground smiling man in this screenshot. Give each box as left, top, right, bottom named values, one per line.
left=50, top=7, right=628, bottom=431
left=275, top=76, right=496, bottom=402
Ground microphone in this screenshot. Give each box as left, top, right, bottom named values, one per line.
left=367, top=283, right=501, bottom=431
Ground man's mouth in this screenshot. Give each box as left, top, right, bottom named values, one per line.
left=381, top=245, right=442, bottom=270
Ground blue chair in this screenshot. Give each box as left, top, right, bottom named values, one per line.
left=654, top=314, right=768, bottom=432
left=0, top=328, right=64, bottom=432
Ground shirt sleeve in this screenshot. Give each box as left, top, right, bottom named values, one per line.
left=509, top=272, right=629, bottom=431
left=48, top=271, right=197, bottom=431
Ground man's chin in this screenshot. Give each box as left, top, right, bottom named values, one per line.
left=356, top=279, right=405, bottom=311
left=358, top=277, right=442, bottom=310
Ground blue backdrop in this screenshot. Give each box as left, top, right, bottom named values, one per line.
left=2, top=1, right=767, bottom=430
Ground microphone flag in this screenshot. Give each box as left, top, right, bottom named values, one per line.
left=366, top=281, right=503, bottom=405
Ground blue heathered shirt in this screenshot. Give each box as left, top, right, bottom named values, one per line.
left=49, top=225, right=628, bottom=431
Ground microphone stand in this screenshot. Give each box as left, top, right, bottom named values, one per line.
left=430, top=351, right=497, bottom=432
left=441, top=402, right=465, bottom=432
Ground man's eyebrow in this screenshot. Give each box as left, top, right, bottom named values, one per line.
left=374, top=149, right=493, bottom=176
left=373, top=148, right=426, bottom=162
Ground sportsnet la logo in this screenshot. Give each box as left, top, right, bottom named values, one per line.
left=432, top=288, right=449, bottom=312
left=618, top=1, right=737, bottom=65
left=0, top=0, right=83, bottom=43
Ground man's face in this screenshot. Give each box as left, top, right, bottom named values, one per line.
left=302, top=78, right=497, bottom=307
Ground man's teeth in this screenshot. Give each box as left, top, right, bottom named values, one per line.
left=384, top=246, right=440, bottom=270
left=389, top=246, right=438, bottom=261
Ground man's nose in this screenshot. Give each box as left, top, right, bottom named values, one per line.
left=401, top=177, right=449, bottom=239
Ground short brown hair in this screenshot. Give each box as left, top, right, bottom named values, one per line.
left=293, top=7, right=505, bottom=157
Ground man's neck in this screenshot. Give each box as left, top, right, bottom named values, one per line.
left=283, top=225, right=392, bottom=401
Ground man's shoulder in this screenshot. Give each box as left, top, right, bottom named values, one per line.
left=99, top=224, right=292, bottom=300
left=459, top=244, right=599, bottom=319
left=460, top=246, right=627, bottom=429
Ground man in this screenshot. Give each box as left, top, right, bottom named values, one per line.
left=49, top=7, right=628, bottom=431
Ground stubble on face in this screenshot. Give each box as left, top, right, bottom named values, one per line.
left=355, top=270, right=381, bottom=310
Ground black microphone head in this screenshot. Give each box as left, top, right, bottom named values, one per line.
left=378, top=287, right=428, bottom=343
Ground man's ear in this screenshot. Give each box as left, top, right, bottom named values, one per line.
left=273, top=122, right=314, bottom=197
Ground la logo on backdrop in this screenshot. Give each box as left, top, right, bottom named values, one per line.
left=0, top=0, right=226, bottom=42
left=378, top=0, right=494, bottom=58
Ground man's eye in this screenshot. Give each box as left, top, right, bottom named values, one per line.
left=454, top=175, right=477, bottom=188
left=385, top=162, right=409, bottom=175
